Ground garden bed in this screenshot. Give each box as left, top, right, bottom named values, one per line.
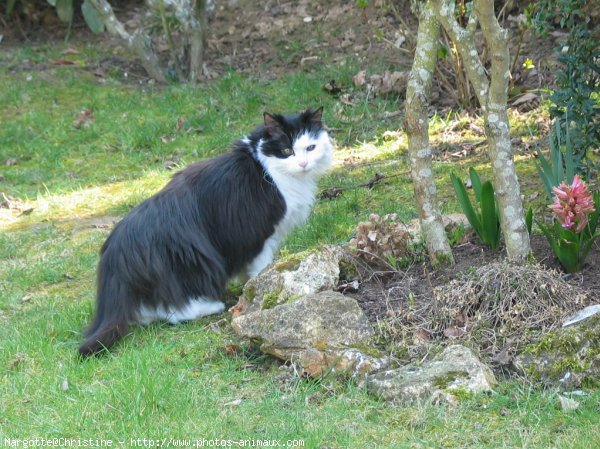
left=345, top=233, right=600, bottom=367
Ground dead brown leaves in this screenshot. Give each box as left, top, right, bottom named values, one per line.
left=350, top=213, right=417, bottom=266
left=72, top=108, right=94, bottom=129
left=353, top=70, right=409, bottom=97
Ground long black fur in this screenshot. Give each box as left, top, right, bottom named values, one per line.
left=78, top=138, right=287, bottom=356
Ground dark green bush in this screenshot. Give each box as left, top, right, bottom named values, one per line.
left=531, top=0, right=600, bottom=167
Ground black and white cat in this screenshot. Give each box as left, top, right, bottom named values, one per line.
left=79, top=107, right=333, bottom=356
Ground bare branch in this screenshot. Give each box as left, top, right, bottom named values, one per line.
left=431, top=0, right=488, bottom=106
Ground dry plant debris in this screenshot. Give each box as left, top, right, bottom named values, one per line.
left=381, top=261, right=592, bottom=365
left=350, top=213, right=418, bottom=266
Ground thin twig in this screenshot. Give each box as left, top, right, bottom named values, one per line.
left=318, top=170, right=410, bottom=200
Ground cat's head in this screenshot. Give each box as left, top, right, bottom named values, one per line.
left=258, top=107, right=333, bottom=178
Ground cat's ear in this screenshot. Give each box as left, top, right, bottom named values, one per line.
left=305, top=107, right=323, bottom=126
left=264, top=112, right=282, bottom=136
left=311, top=107, right=323, bottom=122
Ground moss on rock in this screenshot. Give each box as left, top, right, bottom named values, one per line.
left=273, top=252, right=305, bottom=272
left=260, top=284, right=285, bottom=310
left=338, top=258, right=359, bottom=279
left=432, top=370, right=469, bottom=389
left=517, top=314, right=600, bottom=389
left=244, top=284, right=256, bottom=303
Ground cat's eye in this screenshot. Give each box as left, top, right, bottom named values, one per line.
left=281, top=148, right=294, bottom=156
left=306, top=144, right=316, bottom=152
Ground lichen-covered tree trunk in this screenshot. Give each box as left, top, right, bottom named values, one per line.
left=432, top=0, right=530, bottom=261
left=474, top=0, right=530, bottom=261
left=405, top=0, right=454, bottom=266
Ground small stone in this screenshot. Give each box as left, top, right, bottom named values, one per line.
left=558, top=395, right=580, bottom=412
left=366, top=345, right=496, bottom=405
left=299, top=347, right=389, bottom=379
left=563, top=304, right=600, bottom=328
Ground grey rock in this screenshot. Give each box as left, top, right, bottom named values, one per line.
left=367, top=345, right=496, bottom=405
left=563, top=304, right=600, bottom=328
left=238, top=246, right=346, bottom=314
left=231, top=291, right=373, bottom=359
left=298, top=347, right=390, bottom=379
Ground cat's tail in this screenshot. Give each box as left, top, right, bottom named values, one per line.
left=78, top=267, right=132, bottom=357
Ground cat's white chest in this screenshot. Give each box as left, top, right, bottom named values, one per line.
left=245, top=173, right=316, bottom=277
left=273, top=173, right=316, bottom=235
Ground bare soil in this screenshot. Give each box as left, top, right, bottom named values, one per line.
left=3, top=0, right=562, bottom=93
left=349, top=234, right=600, bottom=325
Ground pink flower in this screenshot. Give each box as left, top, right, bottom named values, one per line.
left=548, top=175, right=596, bottom=233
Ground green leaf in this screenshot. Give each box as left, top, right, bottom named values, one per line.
left=589, top=191, right=600, bottom=236
left=55, top=0, right=74, bottom=23
left=386, top=254, right=398, bottom=269
left=7, top=0, right=17, bottom=15
left=82, top=0, right=105, bottom=34
left=564, top=117, right=576, bottom=184
left=556, top=222, right=579, bottom=243
left=551, top=120, right=564, bottom=186
left=534, top=148, right=556, bottom=199
left=538, top=220, right=579, bottom=273
left=480, top=181, right=500, bottom=248
left=47, top=0, right=57, bottom=6
left=558, top=243, right=580, bottom=272
left=469, top=167, right=482, bottom=203
left=538, top=221, right=561, bottom=256
left=525, top=207, right=533, bottom=235
left=451, top=173, right=482, bottom=240
left=580, top=232, right=600, bottom=265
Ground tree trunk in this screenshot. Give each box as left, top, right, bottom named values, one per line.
left=155, top=0, right=208, bottom=82
left=189, top=0, right=208, bottom=82
left=432, top=0, right=530, bottom=261
left=90, top=0, right=209, bottom=83
left=405, top=0, right=454, bottom=266
left=88, top=0, right=166, bottom=82
left=474, top=0, right=530, bottom=261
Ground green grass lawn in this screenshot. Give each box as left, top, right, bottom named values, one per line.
left=1, top=43, right=599, bottom=448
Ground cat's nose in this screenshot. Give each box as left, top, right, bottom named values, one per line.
left=299, top=161, right=308, bottom=169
